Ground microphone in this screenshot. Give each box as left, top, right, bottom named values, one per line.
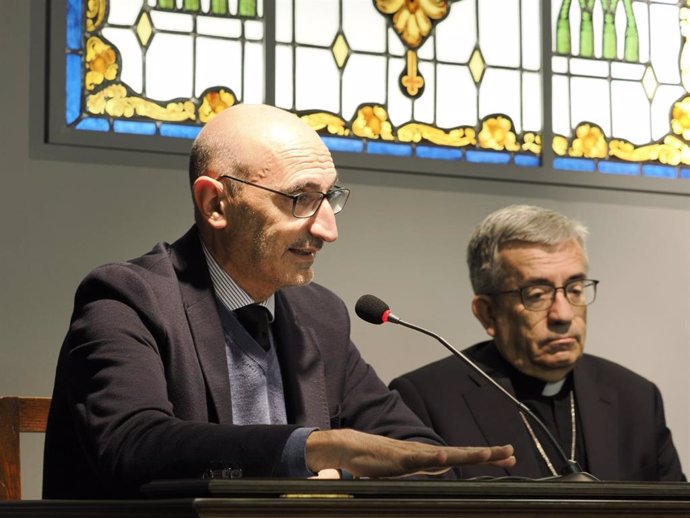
left=355, top=294, right=598, bottom=482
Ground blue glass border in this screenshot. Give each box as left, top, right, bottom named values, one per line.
left=553, top=157, right=596, bottom=172
left=323, top=136, right=364, bottom=153
left=113, top=120, right=157, bottom=135
left=515, top=154, right=540, bottom=167
left=367, top=141, right=413, bottom=157
left=466, top=150, right=511, bottom=164
left=416, top=145, right=463, bottom=160
left=65, top=54, right=82, bottom=125
left=642, top=165, right=677, bottom=179
left=160, top=124, right=202, bottom=139
left=599, top=161, right=639, bottom=176
left=76, top=117, right=110, bottom=131
left=66, top=0, right=82, bottom=50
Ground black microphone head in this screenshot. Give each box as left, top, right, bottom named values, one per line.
left=355, top=294, right=390, bottom=325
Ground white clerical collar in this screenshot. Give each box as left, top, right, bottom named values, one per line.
left=541, top=378, right=566, bottom=397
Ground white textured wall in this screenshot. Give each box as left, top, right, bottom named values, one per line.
left=2, top=0, right=688, bottom=499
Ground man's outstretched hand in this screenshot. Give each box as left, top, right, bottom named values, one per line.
left=306, top=429, right=515, bottom=478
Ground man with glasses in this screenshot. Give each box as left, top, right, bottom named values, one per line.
left=389, top=205, right=684, bottom=481
left=43, top=104, right=514, bottom=498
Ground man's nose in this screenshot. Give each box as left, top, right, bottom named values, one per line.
left=548, top=288, right=575, bottom=322
left=309, top=200, right=338, bottom=242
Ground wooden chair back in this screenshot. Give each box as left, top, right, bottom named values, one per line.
left=0, top=396, right=51, bottom=500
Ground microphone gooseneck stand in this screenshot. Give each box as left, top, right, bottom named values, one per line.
left=355, top=294, right=598, bottom=482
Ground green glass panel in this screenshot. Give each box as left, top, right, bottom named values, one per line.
left=184, top=0, right=200, bottom=12
left=622, top=0, right=639, bottom=62
left=556, top=0, right=572, bottom=54
left=211, top=0, right=229, bottom=15
left=601, top=0, right=617, bottom=59
left=579, top=0, right=595, bottom=58
left=239, top=0, right=256, bottom=17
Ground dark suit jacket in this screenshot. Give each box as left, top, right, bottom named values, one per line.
left=43, top=227, right=442, bottom=498
left=389, top=341, right=685, bottom=481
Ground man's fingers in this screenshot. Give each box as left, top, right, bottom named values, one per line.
left=487, top=444, right=515, bottom=461
left=443, top=444, right=514, bottom=466
left=307, top=429, right=516, bottom=478
left=401, top=444, right=515, bottom=475
left=440, top=446, right=490, bottom=466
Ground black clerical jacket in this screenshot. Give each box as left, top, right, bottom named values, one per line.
left=389, top=340, right=685, bottom=481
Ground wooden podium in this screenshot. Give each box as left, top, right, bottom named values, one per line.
left=2, top=479, right=690, bottom=517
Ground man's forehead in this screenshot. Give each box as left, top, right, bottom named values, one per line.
left=280, top=157, right=338, bottom=188
left=252, top=145, right=337, bottom=185
left=499, top=240, right=588, bottom=277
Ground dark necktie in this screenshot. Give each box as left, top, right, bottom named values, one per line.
left=234, top=304, right=271, bottom=351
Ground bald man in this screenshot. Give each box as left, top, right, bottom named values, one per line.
left=43, top=104, right=513, bottom=498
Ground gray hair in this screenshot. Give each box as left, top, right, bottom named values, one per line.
left=467, top=205, right=589, bottom=294
left=188, top=131, right=248, bottom=197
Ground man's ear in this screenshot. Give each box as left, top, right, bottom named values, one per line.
left=472, top=295, right=497, bottom=337
left=193, top=176, right=227, bottom=229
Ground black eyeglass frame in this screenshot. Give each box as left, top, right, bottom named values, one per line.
left=485, top=279, right=600, bottom=311
left=219, top=174, right=350, bottom=219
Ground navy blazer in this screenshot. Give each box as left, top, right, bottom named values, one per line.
left=43, top=227, right=442, bottom=498
left=389, top=341, right=685, bottom=481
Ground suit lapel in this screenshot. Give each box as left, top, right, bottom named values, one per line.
left=574, top=361, right=618, bottom=479
left=170, top=227, right=233, bottom=424
left=463, top=370, right=546, bottom=477
left=273, top=291, right=330, bottom=429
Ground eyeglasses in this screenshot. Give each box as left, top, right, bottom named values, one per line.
left=220, top=175, right=350, bottom=219
left=485, top=279, right=599, bottom=311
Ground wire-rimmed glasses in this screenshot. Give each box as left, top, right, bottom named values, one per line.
left=220, top=174, right=350, bottom=219
left=485, top=279, right=599, bottom=311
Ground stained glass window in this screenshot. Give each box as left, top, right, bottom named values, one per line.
left=551, top=0, right=690, bottom=181
left=64, top=0, right=264, bottom=139
left=47, top=0, right=690, bottom=193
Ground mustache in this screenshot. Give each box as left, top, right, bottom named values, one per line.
left=290, top=238, right=324, bottom=251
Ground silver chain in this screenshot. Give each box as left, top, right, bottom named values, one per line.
left=519, top=390, right=576, bottom=476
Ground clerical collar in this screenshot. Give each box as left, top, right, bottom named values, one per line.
left=541, top=378, right=566, bottom=397
left=200, top=240, right=275, bottom=320
left=506, top=362, right=570, bottom=399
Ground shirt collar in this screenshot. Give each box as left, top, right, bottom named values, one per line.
left=541, top=378, right=566, bottom=397
left=503, top=356, right=570, bottom=399
left=201, top=240, right=275, bottom=320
